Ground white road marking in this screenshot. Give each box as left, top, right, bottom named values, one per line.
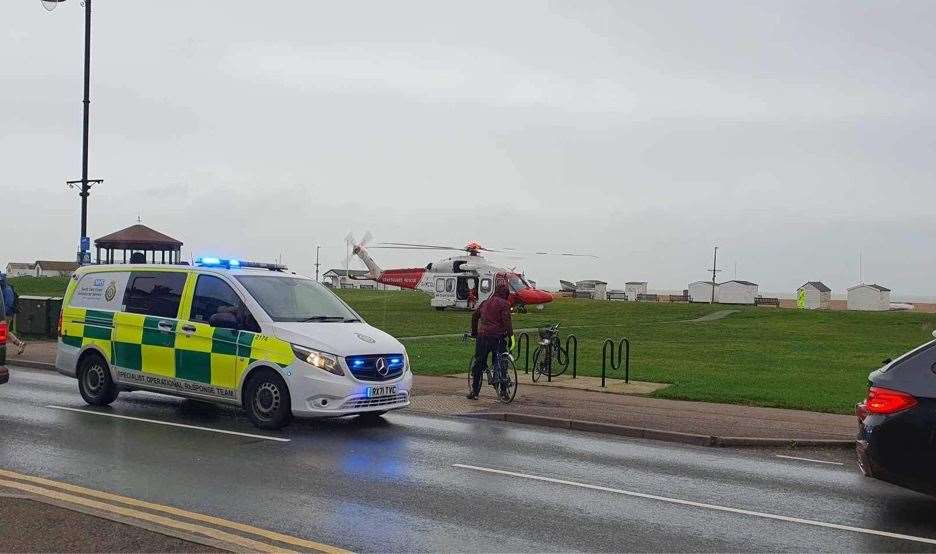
left=46, top=406, right=290, bottom=443
left=452, top=464, right=936, bottom=546
left=775, top=454, right=844, bottom=466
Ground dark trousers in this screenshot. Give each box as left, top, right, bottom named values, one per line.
left=471, top=335, right=506, bottom=394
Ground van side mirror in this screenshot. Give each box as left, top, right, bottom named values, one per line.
left=209, top=312, right=239, bottom=330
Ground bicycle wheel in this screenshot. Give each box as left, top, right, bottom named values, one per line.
left=531, top=346, right=545, bottom=382
left=467, top=355, right=477, bottom=393
left=549, top=338, right=568, bottom=377
left=497, top=357, right=518, bottom=404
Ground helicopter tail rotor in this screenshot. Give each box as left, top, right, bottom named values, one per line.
left=345, top=231, right=383, bottom=280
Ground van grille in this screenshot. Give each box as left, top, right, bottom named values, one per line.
left=342, top=392, right=409, bottom=410
left=345, top=354, right=405, bottom=381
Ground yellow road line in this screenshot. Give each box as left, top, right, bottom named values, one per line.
left=0, top=469, right=349, bottom=554
left=0, top=478, right=290, bottom=552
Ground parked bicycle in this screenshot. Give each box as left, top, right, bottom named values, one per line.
left=463, top=333, right=518, bottom=403
left=531, top=323, right=568, bottom=382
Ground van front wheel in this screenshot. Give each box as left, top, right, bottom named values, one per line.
left=78, top=353, right=118, bottom=406
left=245, top=370, right=292, bottom=430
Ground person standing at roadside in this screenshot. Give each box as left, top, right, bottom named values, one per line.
left=466, top=279, right=478, bottom=310
left=468, top=282, right=513, bottom=399
left=1, top=274, right=25, bottom=355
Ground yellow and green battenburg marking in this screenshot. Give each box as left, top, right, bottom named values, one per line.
left=60, top=306, right=293, bottom=389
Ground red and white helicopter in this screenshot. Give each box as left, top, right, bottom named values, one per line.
left=345, top=233, right=596, bottom=311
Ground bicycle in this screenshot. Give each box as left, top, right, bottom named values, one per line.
left=531, top=323, right=568, bottom=382
left=463, top=333, right=518, bottom=403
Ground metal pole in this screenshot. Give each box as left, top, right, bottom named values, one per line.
left=79, top=0, right=92, bottom=261
left=710, top=246, right=718, bottom=304
left=315, top=245, right=321, bottom=282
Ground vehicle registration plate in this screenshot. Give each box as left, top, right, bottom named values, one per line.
left=366, top=385, right=397, bottom=398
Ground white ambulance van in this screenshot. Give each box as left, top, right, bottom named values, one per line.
left=55, top=258, right=412, bottom=429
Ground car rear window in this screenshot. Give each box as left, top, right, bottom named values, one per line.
left=888, top=341, right=936, bottom=375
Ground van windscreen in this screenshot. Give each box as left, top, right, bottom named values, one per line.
left=235, top=276, right=359, bottom=323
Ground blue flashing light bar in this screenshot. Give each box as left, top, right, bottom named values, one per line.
left=345, top=355, right=406, bottom=372
left=194, top=257, right=286, bottom=271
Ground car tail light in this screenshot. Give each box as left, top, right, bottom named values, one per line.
left=57, top=311, right=64, bottom=337
left=0, top=321, right=7, bottom=345
left=863, top=387, right=917, bottom=416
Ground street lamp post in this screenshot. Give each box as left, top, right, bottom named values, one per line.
left=43, top=0, right=100, bottom=264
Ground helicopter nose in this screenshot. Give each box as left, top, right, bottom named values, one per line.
left=517, top=288, right=553, bottom=305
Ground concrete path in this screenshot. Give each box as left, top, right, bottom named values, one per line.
left=448, top=371, right=669, bottom=395
left=690, top=309, right=740, bottom=322
left=412, top=375, right=855, bottom=441
left=0, top=490, right=215, bottom=553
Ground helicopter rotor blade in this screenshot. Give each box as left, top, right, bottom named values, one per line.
left=379, top=242, right=464, bottom=250
left=498, top=247, right=598, bottom=259
left=375, top=242, right=468, bottom=252
left=377, top=241, right=503, bottom=253
left=368, top=246, right=463, bottom=251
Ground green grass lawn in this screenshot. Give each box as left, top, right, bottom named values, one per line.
left=13, top=277, right=934, bottom=414
left=7, top=276, right=71, bottom=296
left=335, top=289, right=936, bottom=414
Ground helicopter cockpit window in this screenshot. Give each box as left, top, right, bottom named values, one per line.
left=508, top=275, right=528, bottom=292
left=480, top=278, right=492, bottom=294
left=435, top=278, right=445, bottom=292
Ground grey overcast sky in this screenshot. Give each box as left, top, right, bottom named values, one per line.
left=3, top=1, right=935, bottom=296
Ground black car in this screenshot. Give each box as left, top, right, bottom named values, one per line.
left=857, top=333, right=936, bottom=496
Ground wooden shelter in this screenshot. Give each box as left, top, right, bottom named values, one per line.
left=94, top=224, right=183, bottom=265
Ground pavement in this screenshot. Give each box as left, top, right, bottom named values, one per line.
left=8, top=339, right=857, bottom=446
left=0, top=489, right=217, bottom=553
left=2, top=365, right=936, bottom=552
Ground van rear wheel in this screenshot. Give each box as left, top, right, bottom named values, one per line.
left=77, top=353, right=118, bottom=406
left=245, top=369, right=292, bottom=430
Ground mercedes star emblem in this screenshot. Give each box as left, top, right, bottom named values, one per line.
left=375, top=357, right=389, bottom=377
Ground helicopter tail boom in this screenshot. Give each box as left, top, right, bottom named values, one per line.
left=377, top=268, right=427, bottom=290
left=351, top=242, right=384, bottom=280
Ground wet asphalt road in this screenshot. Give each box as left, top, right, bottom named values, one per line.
left=2, top=365, right=936, bottom=553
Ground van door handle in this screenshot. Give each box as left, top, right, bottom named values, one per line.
left=181, top=324, right=196, bottom=334
left=157, top=321, right=174, bottom=332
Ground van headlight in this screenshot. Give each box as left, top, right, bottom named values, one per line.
left=291, top=345, right=344, bottom=376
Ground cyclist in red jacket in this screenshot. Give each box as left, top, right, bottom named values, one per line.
left=468, top=282, right=513, bottom=399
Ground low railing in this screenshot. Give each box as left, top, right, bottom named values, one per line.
left=566, top=334, right=578, bottom=379
left=601, top=337, right=631, bottom=386
left=515, top=331, right=530, bottom=372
